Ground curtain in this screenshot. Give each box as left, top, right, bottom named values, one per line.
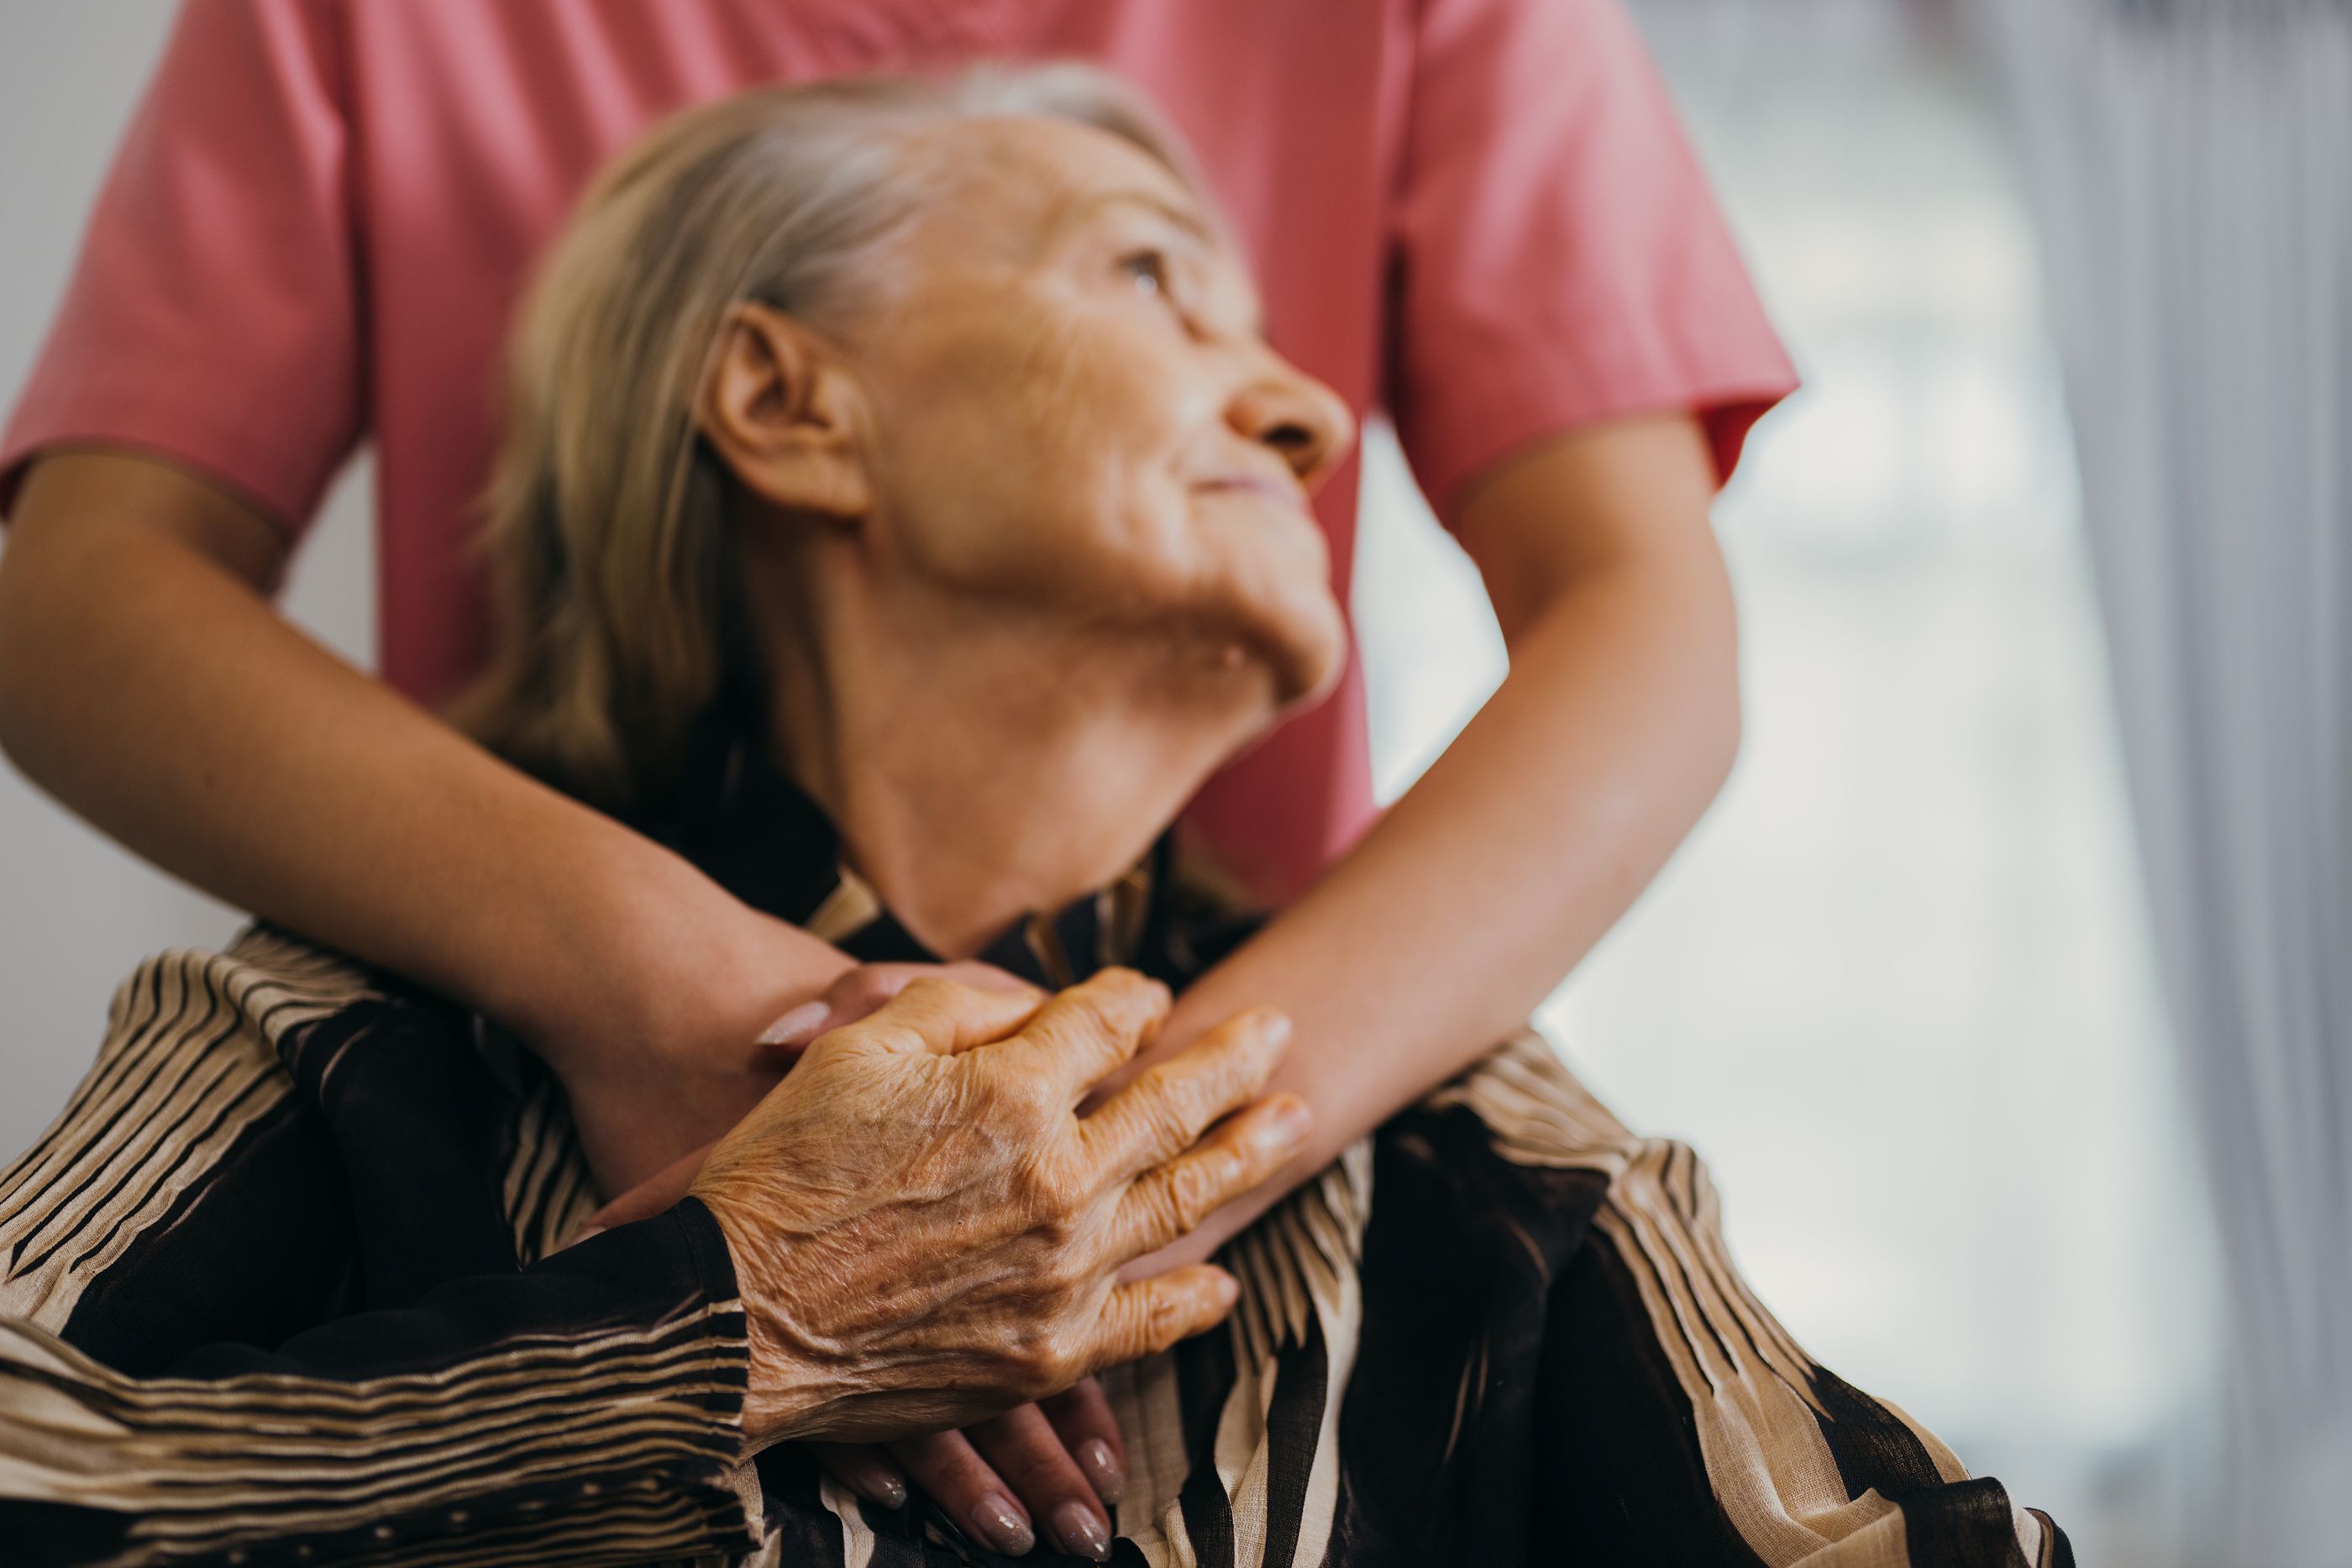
left=1979, top=3, right=2352, bottom=1560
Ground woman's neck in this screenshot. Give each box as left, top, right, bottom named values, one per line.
left=742, top=557, right=1277, bottom=960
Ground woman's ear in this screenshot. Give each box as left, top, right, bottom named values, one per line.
left=697, top=302, right=874, bottom=522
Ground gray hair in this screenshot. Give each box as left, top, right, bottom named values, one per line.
left=451, top=62, right=1210, bottom=815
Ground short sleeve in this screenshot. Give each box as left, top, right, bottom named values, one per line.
left=0, top=0, right=360, bottom=537
left=1384, top=0, right=1799, bottom=531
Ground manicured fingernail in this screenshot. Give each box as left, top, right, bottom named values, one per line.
left=970, top=1492, right=1033, bottom=1555
left=1076, top=1438, right=1126, bottom=1503
left=757, top=1002, right=829, bottom=1046
left=856, top=1465, right=907, bottom=1510
left=1051, top=1499, right=1112, bottom=1561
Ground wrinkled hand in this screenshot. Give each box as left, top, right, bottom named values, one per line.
left=585, top=960, right=1127, bottom=1555
left=689, top=968, right=1310, bottom=1449
left=580, top=961, right=1038, bottom=1237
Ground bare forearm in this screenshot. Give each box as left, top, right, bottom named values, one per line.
left=2, top=522, right=668, bottom=1037
left=1137, top=416, right=1739, bottom=1262
left=1153, top=559, right=1735, bottom=1256
left=0, top=455, right=848, bottom=1185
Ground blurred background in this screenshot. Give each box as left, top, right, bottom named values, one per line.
left=1356, top=4, right=2224, bottom=1562
left=6, top=3, right=2348, bottom=1564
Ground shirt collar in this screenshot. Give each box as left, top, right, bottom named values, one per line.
left=650, top=696, right=1181, bottom=989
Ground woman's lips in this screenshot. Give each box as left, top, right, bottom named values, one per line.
left=1198, top=475, right=1310, bottom=513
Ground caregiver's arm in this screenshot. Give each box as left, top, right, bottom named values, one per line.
left=1144, top=410, right=1736, bottom=1261
left=0, top=449, right=846, bottom=1191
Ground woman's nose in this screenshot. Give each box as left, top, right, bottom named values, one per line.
left=1226, top=360, right=1357, bottom=488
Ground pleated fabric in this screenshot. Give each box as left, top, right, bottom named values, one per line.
left=0, top=722, right=2068, bottom=1563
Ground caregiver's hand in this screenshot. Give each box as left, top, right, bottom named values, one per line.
left=689, top=968, right=1311, bottom=1454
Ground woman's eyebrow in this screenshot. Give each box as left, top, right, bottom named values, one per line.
left=1065, top=187, right=1217, bottom=244
left=1056, top=189, right=1272, bottom=342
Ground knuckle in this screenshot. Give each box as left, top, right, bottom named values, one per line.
left=1130, top=1172, right=1189, bottom=1242
left=1040, top=1335, right=1083, bottom=1390
left=1013, top=1148, right=1090, bottom=1225
left=1126, top=1082, right=1200, bottom=1157
left=1010, top=1325, right=1081, bottom=1398
left=1151, top=1284, right=1188, bottom=1340
left=858, top=1020, right=927, bottom=1056
left=1164, top=1156, right=1226, bottom=1231
left=1002, top=1073, right=1064, bottom=1130
left=1131, top=1284, right=1186, bottom=1356
left=1034, top=1251, right=1088, bottom=1302
left=1042, top=989, right=1118, bottom=1048
left=1031, top=1207, right=1081, bottom=1258
left=1162, top=1048, right=1247, bottom=1118
left=976, top=1061, right=1059, bottom=1125
left=1073, top=969, right=1168, bottom=1028
left=1006, top=1151, right=1057, bottom=1209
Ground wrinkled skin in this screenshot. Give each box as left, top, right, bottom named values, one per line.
left=593, top=960, right=1134, bottom=1551
left=842, top=116, right=1356, bottom=717
left=689, top=968, right=1309, bottom=1448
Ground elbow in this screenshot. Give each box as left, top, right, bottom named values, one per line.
left=0, top=522, right=107, bottom=778
left=0, top=545, right=45, bottom=768
left=1671, top=557, right=1744, bottom=816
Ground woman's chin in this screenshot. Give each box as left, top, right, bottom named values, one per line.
left=1259, top=601, right=1350, bottom=712
left=1145, top=588, right=1346, bottom=715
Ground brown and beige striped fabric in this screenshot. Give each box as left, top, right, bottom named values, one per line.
left=0, top=929, right=761, bottom=1567
left=0, top=716, right=2070, bottom=1564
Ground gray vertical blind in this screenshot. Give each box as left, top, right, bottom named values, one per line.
left=1982, top=2, right=2352, bottom=1560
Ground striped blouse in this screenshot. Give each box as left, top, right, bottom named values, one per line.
left=0, top=711, right=2071, bottom=1566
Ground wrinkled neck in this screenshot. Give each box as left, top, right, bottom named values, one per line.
left=734, top=537, right=1278, bottom=959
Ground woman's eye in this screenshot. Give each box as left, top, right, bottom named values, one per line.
left=1118, top=248, right=1173, bottom=300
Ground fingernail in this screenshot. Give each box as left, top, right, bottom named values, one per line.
left=1255, top=1097, right=1312, bottom=1153
left=1050, top=1499, right=1112, bottom=1561
left=857, top=1465, right=907, bottom=1511
left=970, top=1492, right=1034, bottom=1556
left=1076, top=1437, right=1126, bottom=1504
left=757, top=1001, right=830, bottom=1046
left=1257, top=1010, right=1294, bottom=1045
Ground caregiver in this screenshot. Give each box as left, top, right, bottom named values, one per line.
left=0, top=0, right=1793, bottom=1548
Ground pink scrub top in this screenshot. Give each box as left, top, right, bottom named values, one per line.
left=0, top=0, right=1796, bottom=902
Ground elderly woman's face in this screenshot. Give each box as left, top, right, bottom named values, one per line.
left=844, top=116, right=1356, bottom=705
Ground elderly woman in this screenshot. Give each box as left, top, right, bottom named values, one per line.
left=0, top=68, right=2066, bottom=1568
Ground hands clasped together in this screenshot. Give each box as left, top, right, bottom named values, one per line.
left=668, top=967, right=1309, bottom=1559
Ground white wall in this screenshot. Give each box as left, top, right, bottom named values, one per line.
left=0, top=3, right=377, bottom=1159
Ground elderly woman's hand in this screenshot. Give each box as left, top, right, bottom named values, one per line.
left=688, top=968, right=1309, bottom=1454
left=586, top=959, right=1142, bottom=1558
left=576, top=959, right=1042, bottom=1236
